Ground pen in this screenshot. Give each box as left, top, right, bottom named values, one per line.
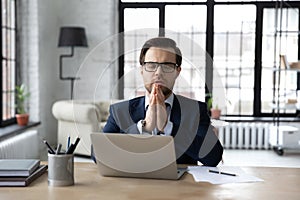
left=67, top=135, right=71, bottom=149
left=66, top=137, right=80, bottom=154
left=43, top=140, right=55, bottom=154
left=66, top=144, right=75, bottom=154
left=56, top=143, right=62, bottom=155
left=208, top=169, right=237, bottom=176
left=73, top=137, right=80, bottom=148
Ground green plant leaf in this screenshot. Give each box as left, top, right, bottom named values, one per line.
left=15, top=84, right=30, bottom=114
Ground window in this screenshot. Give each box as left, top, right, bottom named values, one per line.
left=121, top=4, right=207, bottom=101
left=214, top=5, right=256, bottom=115
left=119, top=1, right=300, bottom=118
left=123, top=8, right=160, bottom=98
left=165, top=5, right=207, bottom=101
left=1, top=0, right=17, bottom=126
left=262, top=7, right=299, bottom=115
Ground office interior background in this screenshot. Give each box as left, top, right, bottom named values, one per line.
left=1, top=0, right=300, bottom=165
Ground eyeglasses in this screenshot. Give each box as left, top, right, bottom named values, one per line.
left=143, top=62, right=178, bottom=73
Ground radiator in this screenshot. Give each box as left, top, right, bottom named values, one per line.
left=0, top=130, right=40, bottom=159
left=218, top=122, right=271, bottom=149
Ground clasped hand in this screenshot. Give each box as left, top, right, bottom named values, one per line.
left=143, top=84, right=168, bottom=132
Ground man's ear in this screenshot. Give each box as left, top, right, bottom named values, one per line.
left=176, top=66, right=181, bottom=78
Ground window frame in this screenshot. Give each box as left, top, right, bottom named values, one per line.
left=1, top=0, right=18, bottom=127
left=119, top=0, right=300, bottom=118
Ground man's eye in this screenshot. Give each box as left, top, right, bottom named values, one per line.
left=163, top=64, right=172, bottom=68
left=162, top=64, right=173, bottom=70
left=148, top=64, right=157, bottom=68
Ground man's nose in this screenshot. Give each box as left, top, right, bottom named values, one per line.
left=155, top=65, right=164, bottom=75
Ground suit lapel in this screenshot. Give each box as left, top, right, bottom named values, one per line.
left=170, top=95, right=181, bottom=137
left=129, top=96, right=146, bottom=123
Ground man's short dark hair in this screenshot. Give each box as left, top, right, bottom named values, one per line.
left=139, top=37, right=182, bottom=67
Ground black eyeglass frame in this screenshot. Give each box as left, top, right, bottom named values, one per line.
left=142, top=61, right=179, bottom=73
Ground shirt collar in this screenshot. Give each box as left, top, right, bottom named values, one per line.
left=145, top=93, right=174, bottom=110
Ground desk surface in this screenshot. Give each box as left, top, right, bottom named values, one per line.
left=0, top=163, right=299, bottom=200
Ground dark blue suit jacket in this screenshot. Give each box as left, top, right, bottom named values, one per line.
left=103, top=95, right=223, bottom=166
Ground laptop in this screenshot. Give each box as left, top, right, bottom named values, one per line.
left=90, top=133, right=186, bottom=180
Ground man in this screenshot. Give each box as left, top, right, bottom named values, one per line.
left=103, top=37, right=223, bottom=166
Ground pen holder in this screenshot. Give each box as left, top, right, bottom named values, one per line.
left=48, top=153, right=74, bottom=186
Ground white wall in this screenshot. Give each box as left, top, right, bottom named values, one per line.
left=19, top=0, right=119, bottom=153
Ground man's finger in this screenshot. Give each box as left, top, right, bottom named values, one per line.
left=156, top=102, right=168, bottom=131
left=156, top=86, right=165, bottom=104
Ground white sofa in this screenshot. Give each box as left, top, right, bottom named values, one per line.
left=52, top=100, right=114, bottom=156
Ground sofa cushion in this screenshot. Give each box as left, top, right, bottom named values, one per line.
left=53, top=101, right=101, bottom=124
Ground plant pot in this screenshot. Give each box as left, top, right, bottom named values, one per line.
left=210, top=108, right=221, bottom=119
left=16, top=113, right=29, bottom=126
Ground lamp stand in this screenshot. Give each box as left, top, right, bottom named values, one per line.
left=59, top=46, right=80, bottom=99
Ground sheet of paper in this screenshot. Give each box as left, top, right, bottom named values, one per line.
left=187, top=166, right=264, bottom=184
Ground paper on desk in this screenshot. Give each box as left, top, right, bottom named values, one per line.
left=187, top=166, right=264, bottom=184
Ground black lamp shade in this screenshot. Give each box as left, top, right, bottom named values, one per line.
left=58, top=27, right=88, bottom=47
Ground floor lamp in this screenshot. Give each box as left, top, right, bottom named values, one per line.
left=58, top=27, right=88, bottom=99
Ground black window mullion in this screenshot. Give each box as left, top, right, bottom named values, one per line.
left=254, top=4, right=263, bottom=116
left=118, top=3, right=125, bottom=99
left=205, top=0, right=214, bottom=96
left=159, top=4, right=165, bottom=36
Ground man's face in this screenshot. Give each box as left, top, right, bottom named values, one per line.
left=140, top=47, right=181, bottom=98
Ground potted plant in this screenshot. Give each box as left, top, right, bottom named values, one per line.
left=15, top=84, right=30, bottom=126
left=206, top=93, right=222, bottom=119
